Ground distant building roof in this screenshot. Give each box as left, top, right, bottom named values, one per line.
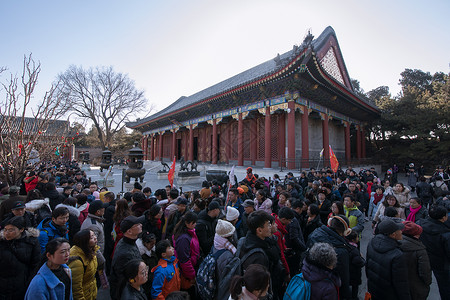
left=128, top=26, right=378, bottom=130
left=0, top=116, right=69, bottom=137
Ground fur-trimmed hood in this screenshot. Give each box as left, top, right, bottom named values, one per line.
left=56, top=203, right=80, bottom=217
left=25, top=198, right=50, bottom=212
left=0, top=227, right=40, bottom=240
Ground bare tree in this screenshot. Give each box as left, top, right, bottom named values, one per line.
left=0, top=55, right=69, bottom=185
left=57, top=66, right=150, bottom=149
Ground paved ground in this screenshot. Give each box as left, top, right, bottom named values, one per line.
left=89, top=161, right=441, bottom=300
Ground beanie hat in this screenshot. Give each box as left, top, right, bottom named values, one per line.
left=215, top=219, right=235, bottom=237
left=402, top=221, right=423, bottom=238
left=4, top=216, right=26, bottom=230
left=120, top=215, right=143, bottom=233
left=378, top=219, right=404, bottom=235
left=226, top=207, right=240, bottom=222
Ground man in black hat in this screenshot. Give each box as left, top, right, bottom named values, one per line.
left=366, top=219, right=411, bottom=300
left=1, top=201, right=36, bottom=228
left=110, top=215, right=143, bottom=300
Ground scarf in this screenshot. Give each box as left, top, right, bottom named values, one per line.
left=373, top=193, right=383, bottom=205
left=406, top=205, right=422, bottom=223
left=213, top=233, right=236, bottom=254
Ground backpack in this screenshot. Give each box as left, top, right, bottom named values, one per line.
left=283, top=272, right=311, bottom=300
left=433, top=182, right=445, bottom=198
left=196, top=249, right=227, bottom=300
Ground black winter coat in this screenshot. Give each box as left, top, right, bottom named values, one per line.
left=366, top=234, right=411, bottom=300
left=0, top=228, right=41, bottom=300
left=307, top=225, right=352, bottom=300
left=303, top=215, right=322, bottom=242
left=399, top=235, right=432, bottom=300
left=416, top=217, right=450, bottom=271
left=110, top=236, right=141, bottom=300
left=195, top=209, right=217, bottom=256
left=142, top=210, right=165, bottom=243
left=43, top=189, right=65, bottom=210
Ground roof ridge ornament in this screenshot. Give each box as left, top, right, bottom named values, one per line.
left=301, top=29, right=314, bottom=48
left=274, top=53, right=282, bottom=66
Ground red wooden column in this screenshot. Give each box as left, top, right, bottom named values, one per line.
left=278, top=112, right=286, bottom=164
left=322, top=114, right=330, bottom=166
left=172, top=130, right=177, bottom=160
left=344, top=122, right=351, bottom=161
left=150, top=135, right=155, bottom=160
left=250, top=118, right=257, bottom=165
left=301, top=105, right=309, bottom=168
left=212, top=120, right=218, bottom=164
left=158, top=133, right=163, bottom=160
left=361, top=127, right=366, bottom=158
left=226, top=123, right=231, bottom=163
left=287, top=100, right=296, bottom=169
left=238, top=113, right=244, bottom=166
left=264, top=106, right=271, bottom=168
left=356, top=125, right=362, bottom=159
left=189, top=125, right=194, bottom=161
left=145, top=136, right=149, bottom=160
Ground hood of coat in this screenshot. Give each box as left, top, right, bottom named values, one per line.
left=370, top=234, right=400, bottom=254
left=25, top=198, right=50, bottom=212
left=56, top=204, right=80, bottom=217
left=400, top=235, right=426, bottom=252
left=0, top=227, right=40, bottom=240
left=77, top=202, right=88, bottom=212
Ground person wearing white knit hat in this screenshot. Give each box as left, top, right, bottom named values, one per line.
left=216, top=219, right=236, bottom=238
left=213, top=219, right=238, bottom=300
left=226, top=207, right=240, bottom=226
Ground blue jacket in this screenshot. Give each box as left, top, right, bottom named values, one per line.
left=25, top=263, right=73, bottom=300
left=37, top=218, right=69, bottom=253
left=150, top=256, right=181, bottom=300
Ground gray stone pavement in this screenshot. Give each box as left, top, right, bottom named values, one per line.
left=91, top=162, right=441, bottom=300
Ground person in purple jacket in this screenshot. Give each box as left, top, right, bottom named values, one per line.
left=172, top=211, right=200, bottom=293
left=301, top=242, right=341, bottom=300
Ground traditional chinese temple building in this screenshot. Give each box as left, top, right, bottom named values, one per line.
left=128, top=26, right=380, bottom=169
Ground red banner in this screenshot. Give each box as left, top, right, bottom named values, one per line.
left=329, top=145, right=339, bottom=173
left=168, top=156, right=176, bottom=188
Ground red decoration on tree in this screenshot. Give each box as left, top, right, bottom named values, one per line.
left=19, top=130, right=23, bottom=133
left=38, top=131, right=42, bottom=134
left=76, top=132, right=79, bottom=135
left=18, top=144, right=23, bottom=156
left=28, top=142, right=32, bottom=145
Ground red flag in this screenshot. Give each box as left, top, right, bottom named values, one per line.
left=168, top=156, right=176, bottom=188
left=329, top=145, right=339, bottom=173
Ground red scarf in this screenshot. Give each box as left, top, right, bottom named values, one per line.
left=373, top=194, right=383, bottom=205
left=406, top=205, right=422, bottom=223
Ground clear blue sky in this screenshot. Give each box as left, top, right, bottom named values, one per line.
left=1, top=0, right=449, bottom=120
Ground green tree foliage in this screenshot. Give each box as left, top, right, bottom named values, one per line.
left=369, top=69, right=449, bottom=165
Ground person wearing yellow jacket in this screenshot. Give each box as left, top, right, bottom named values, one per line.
left=343, top=194, right=365, bottom=235
left=68, top=229, right=99, bottom=300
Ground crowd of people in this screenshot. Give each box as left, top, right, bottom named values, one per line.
left=0, top=162, right=449, bottom=300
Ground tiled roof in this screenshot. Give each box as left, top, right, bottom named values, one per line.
left=0, top=116, right=69, bottom=137
left=128, top=26, right=367, bottom=128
